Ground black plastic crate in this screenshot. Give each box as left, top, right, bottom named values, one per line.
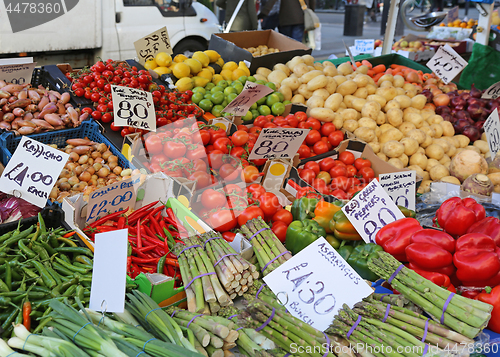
left=0, top=206, right=70, bottom=236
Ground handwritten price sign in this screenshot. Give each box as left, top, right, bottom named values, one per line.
left=248, top=128, right=310, bottom=160
left=86, top=176, right=140, bottom=224
left=484, top=109, right=500, bottom=159
left=354, top=39, right=375, bottom=54
left=0, top=137, right=68, bottom=208
left=379, top=171, right=416, bottom=211
left=111, top=85, right=156, bottom=132
left=427, top=45, right=468, bottom=84
left=134, top=27, right=172, bottom=65
left=342, top=179, right=405, bottom=243
left=223, top=81, right=273, bottom=116
left=483, top=81, right=500, bottom=100
left=264, top=237, right=373, bottom=331
left=0, top=61, right=37, bottom=84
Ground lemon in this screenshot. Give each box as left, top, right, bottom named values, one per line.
left=238, top=61, right=250, bottom=76
left=204, top=49, right=221, bottom=63
left=212, top=74, right=224, bottom=84
left=220, top=69, right=233, bottom=81
left=184, top=58, right=203, bottom=75
left=206, top=66, right=215, bottom=75
left=176, top=77, right=194, bottom=92
left=192, top=76, right=210, bottom=87
left=153, top=66, right=172, bottom=76
left=223, top=61, right=238, bottom=71
left=144, top=59, right=158, bottom=70
left=193, top=51, right=210, bottom=67
left=174, top=54, right=188, bottom=63
left=155, top=52, right=172, bottom=67
left=197, top=68, right=213, bottom=81
left=232, top=68, right=247, bottom=81
left=216, top=57, right=225, bottom=67
left=173, top=62, right=191, bottom=79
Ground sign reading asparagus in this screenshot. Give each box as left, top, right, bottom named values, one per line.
left=111, top=85, right=156, bottom=132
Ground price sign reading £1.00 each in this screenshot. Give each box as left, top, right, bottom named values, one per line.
left=222, top=81, right=274, bottom=116
left=112, top=85, right=156, bottom=132
left=342, top=179, right=405, bottom=244
left=0, top=137, right=69, bottom=208
left=427, top=45, right=468, bottom=85
left=134, top=27, right=172, bottom=65
left=263, top=237, right=373, bottom=331
left=248, top=128, right=310, bottom=160
left=484, top=108, right=500, bottom=159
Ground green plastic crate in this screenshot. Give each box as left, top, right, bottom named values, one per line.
left=316, top=54, right=373, bottom=65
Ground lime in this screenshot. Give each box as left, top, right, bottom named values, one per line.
left=265, top=82, right=276, bottom=91
left=256, top=80, right=266, bottom=85
left=218, top=80, right=228, bottom=89
left=247, top=76, right=256, bottom=82
left=205, top=82, right=215, bottom=91
left=192, top=86, right=206, bottom=94
left=211, top=92, right=225, bottom=105
left=283, top=100, right=292, bottom=105
left=231, top=80, right=242, bottom=87
left=276, top=91, right=285, bottom=102
left=271, top=102, right=286, bottom=116
left=227, top=80, right=233, bottom=85
left=212, top=105, right=224, bottom=117
left=258, top=105, right=271, bottom=116
left=211, top=86, right=224, bottom=94
left=256, top=96, right=267, bottom=105
left=224, top=86, right=237, bottom=96
left=266, top=93, right=280, bottom=107
left=238, top=76, right=248, bottom=84
left=250, top=102, right=258, bottom=110
left=221, top=100, right=228, bottom=107
left=191, top=92, right=204, bottom=104
left=227, top=93, right=238, bottom=102
left=199, top=99, right=214, bottom=112
left=233, top=83, right=244, bottom=94
left=251, top=109, right=260, bottom=119
left=243, top=111, right=253, bottom=121
left=204, top=93, right=213, bottom=100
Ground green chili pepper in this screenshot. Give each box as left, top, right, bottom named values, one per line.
left=33, top=316, right=52, bottom=334
left=38, top=212, right=46, bottom=235
left=62, top=285, right=78, bottom=297
left=3, top=225, right=34, bottom=247
left=32, top=243, right=50, bottom=262
left=54, top=247, right=93, bottom=256
left=56, top=237, right=78, bottom=247
left=30, top=224, right=41, bottom=244
left=157, top=255, right=167, bottom=274
left=4, top=263, right=11, bottom=291
left=1, top=307, right=19, bottom=331
left=0, top=296, right=12, bottom=306
left=0, top=277, right=10, bottom=292
left=74, top=255, right=93, bottom=266
left=31, top=261, right=57, bottom=289
left=18, top=239, right=36, bottom=259
left=52, top=262, right=74, bottom=276
left=39, top=241, right=56, bottom=256
left=0, top=231, right=13, bottom=244
left=54, top=258, right=90, bottom=274
left=45, top=266, right=62, bottom=285
left=76, top=285, right=84, bottom=302
left=58, top=254, right=71, bottom=264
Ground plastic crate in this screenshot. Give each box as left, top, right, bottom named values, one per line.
left=0, top=206, right=70, bottom=236
left=366, top=54, right=432, bottom=73
left=317, top=54, right=373, bottom=65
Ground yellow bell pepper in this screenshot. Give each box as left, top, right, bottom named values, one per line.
left=312, top=200, right=342, bottom=233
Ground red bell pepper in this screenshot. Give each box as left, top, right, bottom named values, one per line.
left=410, top=265, right=456, bottom=292
left=375, top=218, right=423, bottom=262
left=467, top=216, right=500, bottom=247
left=409, top=229, right=455, bottom=253
left=436, top=197, right=486, bottom=237
left=408, top=262, right=456, bottom=277
left=474, top=286, right=500, bottom=333
left=405, top=229, right=456, bottom=271
left=453, top=233, right=500, bottom=287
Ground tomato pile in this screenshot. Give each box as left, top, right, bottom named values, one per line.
left=251, top=111, right=345, bottom=159
left=67, top=59, right=203, bottom=136
left=297, top=151, right=375, bottom=200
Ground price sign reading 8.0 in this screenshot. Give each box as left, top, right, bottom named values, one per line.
left=484, top=109, right=500, bottom=159
left=111, top=85, right=156, bottom=132
left=248, top=128, right=309, bottom=160
left=427, top=45, right=468, bottom=85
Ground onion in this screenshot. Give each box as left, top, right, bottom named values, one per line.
left=467, top=103, right=484, bottom=119
left=107, top=155, right=118, bottom=163
left=456, top=111, right=471, bottom=121
left=474, top=121, right=485, bottom=131
left=113, top=166, right=122, bottom=175
left=121, top=169, right=132, bottom=177
left=470, top=84, right=482, bottom=99
left=74, top=166, right=84, bottom=176
left=442, top=113, right=455, bottom=123
left=93, top=163, right=102, bottom=172
left=65, top=162, right=77, bottom=171
left=454, top=119, right=470, bottom=133
left=97, top=167, right=110, bottom=178
left=86, top=167, right=96, bottom=175
left=59, top=169, right=72, bottom=179
left=96, top=143, right=108, bottom=153
left=68, top=176, right=80, bottom=186
left=462, top=125, right=481, bottom=142
left=79, top=171, right=91, bottom=182
left=450, top=149, right=488, bottom=182
left=78, top=155, right=89, bottom=165
left=461, top=92, right=471, bottom=101
left=451, top=96, right=466, bottom=108
left=59, top=182, right=71, bottom=191
left=462, top=173, right=494, bottom=196
left=102, top=150, right=112, bottom=160
left=435, top=105, right=451, bottom=115
left=91, top=151, right=101, bottom=159
left=69, top=152, right=80, bottom=164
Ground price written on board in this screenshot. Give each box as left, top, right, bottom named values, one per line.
left=134, top=27, right=172, bottom=65
left=111, top=85, right=156, bottom=132
left=263, top=237, right=373, bottom=331
left=427, top=45, right=468, bottom=84
left=354, top=39, right=375, bottom=54
left=86, top=176, right=139, bottom=224
left=484, top=108, right=500, bottom=159
left=482, top=81, right=500, bottom=100
left=379, top=171, right=416, bottom=211
left=0, top=61, right=37, bottom=84
left=222, top=81, right=274, bottom=116
left=248, top=128, right=310, bottom=160
left=0, top=137, right=69, bottom=208
left=342, top=179, right=405, bottom=243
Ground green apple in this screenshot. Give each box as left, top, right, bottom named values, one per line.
left=256, top=80, right=266, bottom=85
left=256, top=96, right=267, bottom=105
left=232, top=83, right=244, bottom=94
left=276, top=91, right=285, bottom=102
left=238, top=76, right=248, bottom=84
left=250, top=102, right=258, bottom=110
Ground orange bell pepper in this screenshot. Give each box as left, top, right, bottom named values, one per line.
left=312, top=200, right=342, bottom=233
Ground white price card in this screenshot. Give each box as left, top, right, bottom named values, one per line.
left=342, top=179, right=405, bottom=244
left=0, top=137, right=68, bottom=208
left=354, top=39, right=375, bottom=54
left=112, top=85, right=156, bottom=132
left=0, top=60, right=37, bottom=84
left=263, top=237, right=373, bottom=331
left=482, top=81, right=500, bottom=100
left=223, top=81, right=274, bottom=116
left=484, top=108, right=500, bottom=159
left=427, top=45, right=468, bottom=84
left=379, top=171, right=416, bottom=211
left=248, top=128, right=310, bottom=160
left=90, top=229, right=128, bottom=313
left=86, top=176, right=140, bottom=224
left=134, top=27, right=172, bottom=65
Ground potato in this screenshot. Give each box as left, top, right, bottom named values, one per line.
left=379, top=128, right=404, bottom=144
left=253, top=74, right=268, bottom=82
left=394, top=95, right=412, bottom=109
left=312, top=88, right=330, bottom=101
left=384, top=100, right=401, bottom=112
left=301, top=55, right=314, bottom=66
left=360, top=101, right=380, bottom=120
left=323, top=65, right=338, bottom=77
left=323, top=77, right=337, bottom=94
left=427, top=114, right=444, bottom=125
left=439, top=154, right=451, bottom=165
left=405, top=87, right=418, bottom=98
left=341, top=108, right=358, bottom=121
left=430, top=123, right=443, bottom=138
left=393, top=75, right=405, bottom=88
left=281, top=77, right=300, bottom=91
left=376, top=111, right=386, bottom=125
left=383, top=141, right=405, bottom=158
left=368, top=142, right=381, bottom=154
left=339, top=102, right=347, bottom=109
left=352, top=98, right=367, bottom=112
left=446, top=145, right=456, bottom=158
left=374, top=127, right=382, bottom=138
left=355, top=65, right=369, bottom=75
left=387, top=108, right=403, bottom=127
left=307, top=74, right=328, bottom=91
left=426, top=158, right=440, bottom=171
left=309, top=108, right=335, bottom=123
left=325, top=93, right=343, bottom=112
left=379, top=124, right=393, bottom=133
left=408, top=165, right=425, bottom=179
left=405, top=129, right=426, bottom=144
left=421, top=134, right=433, bottom=149
left=388, top=158, right=404, bottom=169
left=418, top=180, right=432, bottom=194
left=411, top=95, right=427, bottom=110
left=421, top=126, right=436, bottom=138
left=353, top=74, right=371, bottom=88
left=398, top=153, right=409, bottom=167
left=354, top=127, right=376, bottom=143
left=300, top=70, right=322, bottom=84
left=377, top=74, right=394, bottom=84
left=430, top=165, right=450, bottom=181
left=306, top=95, right=325, bottom=109
left=416, top=147, right=425, bottom=155
left=400, top=137, right=419, bottom=156
left=288, top=56, right=304, bottom=69
left=410, top=152, right=428, bottom=170
left=454, top=134, right=470, bottom=148
left=366, top=94, right=386, bottom=108
left=323, top=61, right=334, bottom=67
left=421, top=109, right=436, bottom=122
left=399, top=122, right=416, bottom=136
left=377, top=152, right=388, bottom=161
left=256, top=67, right=272, bottom=78
left=333, top=114, right=343, bottom=130
left=404, top=113, right=424, bottom=128
left=366, top=84, right=377, bottom=95
left=291, top=94, right=306, bottom=104
left=482, top=132, right=487, bottom=141
left=333, top=75, right=347, bottom=86
left=358, top=117, right=377, bottom=130
left=298, top=84, right=314, bottom=99
left=353, top=87, right=368, bottom=99
left=343, top=95, right=356, bottom=108
left=268, top=70, right=288, bottom=84
left=441, top=121, right=455, bottom=136
left=343, top=119, right=359, bottom=132
left=314, top=62, right=324, bottom=71
left=474, top=140, right=489, bottom=154
left=337, top=80, right=358, bottom=96
left=379, top=81, right=393, bottom=88
left=337, top=62, right=354, bottom=75
left=292, top=63, right=309, bottom=77
left=279, top=85, right=293, bottom=101
left=437, top=176, right=460, bottom=185
left=377, top=87, right=398, bottom=101
left=273, top=63, right=291, bottom=76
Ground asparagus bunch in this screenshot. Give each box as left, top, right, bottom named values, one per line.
left=174, top=237, right=231, bottom=313
left=368, top=252, right=493, bottom=339
left=200, top=231, right=259, bottom=299
left=240, top=217, right=292, bottom=276
left=371, top=293, right=423, bottom=314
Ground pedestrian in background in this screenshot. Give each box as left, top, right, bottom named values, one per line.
left=217, top=0, right=258, bottom=31
left=260, top=0, right=280, bottom=30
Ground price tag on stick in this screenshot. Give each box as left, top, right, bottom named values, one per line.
left=482, top=81, right=500, bottom=100
left=248, top=128, right=310, bottom=160
left=0, top=137, right=69, bottom=208
left=484, top=108, right=500, bottom=159
left=112, top=85, right=156, bottom=132
left=427, top=45, right=468, bottom=84
left=263, top=237, right=373, bottom=331
left=342, top=179, right=405, bottom=244
left=379, top=171, right=416, bottom=211
left=134, top=27, right=172, bottom=65
left=223, top=81, right=273, bottom=116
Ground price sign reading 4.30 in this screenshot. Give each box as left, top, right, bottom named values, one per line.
left=86, top=176, right=140, bottom=224
left=134, top=27, right=172, bottom=65
left=111, top=85, right=156, bottom=132
left=248, top=128, right=310, bottom=160
left=263, top=238, right=373, bottom=331
left=484, top=108, right=500, bottom=159
left=427, top=45, right=468, bottom=85
left=342, top=179, right=405, bottom=243
left=0, top=137, right=69, bottom=208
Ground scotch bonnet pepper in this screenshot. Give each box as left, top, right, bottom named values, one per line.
left=467, top=216, right=500, bottom=247
left=436, top=197, right=486, bottom=237
left=286, top=219, right=326, bottom=255
left=375, top=218, right=423, bottom=262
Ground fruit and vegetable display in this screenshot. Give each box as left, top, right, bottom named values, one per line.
left=243, top=45, right=280, bottom=57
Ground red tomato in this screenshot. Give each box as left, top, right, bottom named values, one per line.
left=346, top=165, right=357, bottom=178
left=209, top=129, right=227, bottom=144
left=354, top=158, right=372, bottom=170
left=305, top=130, right=321, bottom=146
left=339, top=151, right=355, bottom=165
left=163, top=141, right=186, bottom=159
left=295, top=111, right=307, bottom=122
left=208, top=150, right=225, bottom=169
left=313, top=141, right=329, bottom=155
left=251, top=158, right=267, bottom=166
left=209, top=209, right=237, bottom=232
left=347, top=186, right=362, bottom=199
left=249, top=127, right=262, bottom=135
left=213, top=137, right=232, bottom=154
left=192, top=158, right=208, bottom=173
left=359, top=167, right=375, bottom=181
left=303, top=161, right=320, bottom=175
left=286, top=115, right=299, bottom=127
left=297, top=145, right=311, bottom=159
left=319, top=157, right=336, bottom=172
left=236, top=125, right=249, bottom=132
left=331, top=189, right=348, bottom=200
left=238, top=206, right=265, bottom=226
left=199, top=130, right=211, bottom=146
left=329, top=165, right=347, bottom=178
left=264, top=122, right=277, bottom=128
left=321, top=137, right=333, bottom=151
left=258, top=192, right=281, bottom=217
left=273, top=117, right=288, bottom=127
left=328, top=131, right=344, bottom=148
left=230, top=146, right=247, bottom=160
left=272, top=209, right=293, bottom=225
left=201, top=189, right=227, bottom=209
left=331, top=176, right=349, bottom=191
left=222, top=231, right=236, bottom=242
left=186, top=144, right=207, bottom=161
left=254, top=116, right=269, bottom=128
left=272, top=221, right=288, bottom=243
left=151, top=154, right=168, bottom=166
left=299, top=169, right=316, bottom=184
left=312, top=178, right=329, bottom=193
left=188, top=171, right=212, bottom=189
left=225, top=184, right=243, bottom=195
left=219, top=164, right=241, bottom=181
left=246, top=184, right=266, bottom=200
left=242, top=165, right=260, bottom=183
left=231, top=130, right=249, bottom=147
left=321, top=123, right=336, bottom=137
left=305, top=118, right=321, bottom=131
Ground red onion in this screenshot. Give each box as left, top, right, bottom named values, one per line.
left=435, top=106, right=452, bottom=115
left=442, top=113, right=455, bottom=123
left=462, top=125, right=481, bottom=142
left=474, top=120, right=485, bottom=130
left=488, top=101, right=500, bottom=110
left=455, top=104, right=465, bottom=111
left=461, top=92, right=471, bottom=101
left=456, top=111, right=471, bottom=121
left=467, top=103, right=484, bottom=119
left=467, top=97, right=482, bottom=107
left=448, top=90, right=459, bottom=97
left=470, top=84, right=482, bottom=99
left=421, top=90, right=433, bottom=103
left=451, top=96, right=466, bottom=107
left=454, top=119, right=470, bottom=133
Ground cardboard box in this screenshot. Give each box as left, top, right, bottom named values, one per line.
left=208, top=30, right=312, bottom=74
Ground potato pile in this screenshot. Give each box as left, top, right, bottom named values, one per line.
left=243, top=45, right=280, bottom=57
left=253, top=55, right=480, bottom=194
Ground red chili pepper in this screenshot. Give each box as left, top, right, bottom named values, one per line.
left=151, top=205, right=165, bottom=218
left=149, top=213, right=166, bottom=239
left=167, top=265, right=175, bottom=277
left=131, top=256, right=160, bottom=264
left=23, top=301, right=32, bottom=331
left=166, top=207, right=175, bottom=220
left=165, top=258, right=179, bottom=267
left=63, top=232, right=76, bottom=238
left=436, top=197, right=486, bottom=237
left=117, top=217, right=126, bottom=230
left=89, top=209, right=126, bottom=228
left=127, top=256, right=132, bottom=273
left=140, top=229, right=165, bottom=246
left=128, top=200, right=160, bottom=225
left=136, top=221, right=142, bottom=249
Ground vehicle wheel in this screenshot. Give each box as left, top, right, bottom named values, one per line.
left=173, top=39, right=207, bottom=57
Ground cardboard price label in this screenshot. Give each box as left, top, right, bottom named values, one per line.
left=248, top=128, right=310, bottom=160
left=0, top=57, right=37, bottom=84
left=342, top=179, right=405, bottom=244
left=354, top=39, right=375, bottom=54
left=482, top=81, right=500, bottom=100
left=112, top=85, right=156, bottom=132
left=223, top=82, right=274, bottom=116
left=263, top=237, right=373, bottom=331
left=0, top=137, right=68, bottom=208
left=484, top=108, right=500, bottom=159
left=379, top=171, right=416, bottom=211
left=86, top=176, right=140, bottom=224
left=134, top=27, right=172, bottom=65
left=446, top=6, right=459, bottom=24
left=427, top=45, right=468, bottom=84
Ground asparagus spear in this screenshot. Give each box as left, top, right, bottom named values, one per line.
left=174, top=243, right=205, bottom=313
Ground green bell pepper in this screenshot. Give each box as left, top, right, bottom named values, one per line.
left=286, top=219, right=326, bottom=255
left=291, top=197, right=318, bottom=221
left=339, top=243, right=383, bottom=281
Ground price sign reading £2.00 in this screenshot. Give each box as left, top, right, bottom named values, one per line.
left=134, top=27, right=172, bottom=65
left=342, top=179, right=405, bottom=244
left=484, top=108, right=500, bottom=159
left=427, top=45, right=468, bottom=85
left=0, top=137, right=69, bottom=208
left=263, top=237, right=373, bottom=331
left=248, top=128, right=310, bottom=160
left=112, top=85, right=156, bottom=132
left=223, top=81, right=274, bottom=116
